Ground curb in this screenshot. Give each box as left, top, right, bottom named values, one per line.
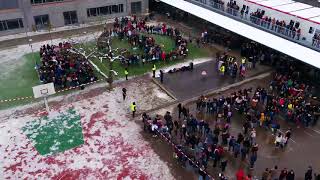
left=151, top=78, right=178, bottom=101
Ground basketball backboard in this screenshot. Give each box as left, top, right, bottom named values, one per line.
left=32, top=83, right=56, bottom=98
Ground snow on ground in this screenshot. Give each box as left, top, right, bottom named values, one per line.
left=0, top=78, right=175, bottom=179
left=0, top=19, right=113, bottom=42
left=0, top=31, right=101, bottom=78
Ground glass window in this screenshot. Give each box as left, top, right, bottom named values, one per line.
left=0, top=21, right=6, bottom=31
left=18, top=19, right=24, bottom=28
left=31, top=0, right=63, bottom=4
left=111, top=5, right=119, bottom=13
left=6, top=19, right=23, bottom=30
left=34, top=15, right=50, bottom=29
left=99, top=6, right=110, bottom=15
left=131, top=2, right=142, bottom=14
left=119, top=4, right=124, bottom=13
left=63, top=11, right=78, bottom=25
left=88, top=8, right=97, bottom=17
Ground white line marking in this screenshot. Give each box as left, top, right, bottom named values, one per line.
left=308, top=128, right=320, bottom=135
left=304, top=130, right=315, bottom=137
left=290, top=138, right=297, bottom=144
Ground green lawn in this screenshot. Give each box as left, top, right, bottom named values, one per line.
left=0, top=53, right=41, bottom=100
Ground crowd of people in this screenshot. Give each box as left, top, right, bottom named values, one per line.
left=140, top=52, right=319, bottom=178
left=100, top=16, right=189, bottom=66
left=226, top=0, right=240, bottom=16
left=38, top=42, right=97, bottom=89
left=250, top=9, right=302, bottom=40
left=142, top=80, right=319, bottom=179
left=312, top=32, right=320, bottom=48
left=258, top=166, right=320, bottom=180
left=197, top=0, right=320, bottom=49
left=216, top=52, right=247, bottom=78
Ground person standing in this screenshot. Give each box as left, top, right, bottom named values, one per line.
left=130, top=102, right=136, bottom=118
left=285, top=128, right=292, bottom=146
left=262, top=168, right=270, bottom=180
left=286, top=169, right=295, bottom=180
left=236, top=168, right=245, bottom=180
left=122, top=88, right=127, bottom=101
left=152, top=64, right=156, bottom=78
left=249, top=153, right=257, bottom=169
left=220, top=158, right=228, bottom=172
left=279, top=168, right=288, bottom=180
left=220, top=64, right=225, bottom=76
left=305, top=166, right=313, bottom=180
left=124, top=68, right=129, bottom=80
left=177, top=103, right=182, bottom=119
left=160, top=70, right=164, bottom=83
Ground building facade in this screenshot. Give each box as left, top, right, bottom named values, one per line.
left=0, top=0, right=149, bottom=36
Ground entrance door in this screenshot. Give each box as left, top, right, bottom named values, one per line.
left=131, top=1, right=142, bottom=14
left=34, top=14, right=50, bottom=30
left=63, top=11, right=78, bottom=25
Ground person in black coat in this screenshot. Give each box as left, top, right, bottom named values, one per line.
left=286, top=169, right=295, bottom=180
left=305, top=166, right=313, bottom=180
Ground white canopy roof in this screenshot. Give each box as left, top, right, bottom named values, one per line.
left=160, top=0, right=320, bottom=69
left=248, top=0, right=269, bottom=3
left=290, top=7, right=320, bottom=19
left=275, top=3, right=312, bottom=13
left=310, top=16, right=320, bottom=24
left=258, top=0, right=294, bottom=8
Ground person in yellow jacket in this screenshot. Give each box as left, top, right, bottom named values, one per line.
left=288, top=103, right=294, bottom=111
left=130, top=102, right=136, bottom=118
left=260, top=112, right=265, bottom=127
left=152, top=64, right=156, bottom=78
left=220, top=64, right=225, bottom=76
left=241, top=57, right=246, bottom=65
left=124, top=68, right=129, bottom=80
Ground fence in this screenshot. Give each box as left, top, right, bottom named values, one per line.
left=189, top=0, right=320, bottom=52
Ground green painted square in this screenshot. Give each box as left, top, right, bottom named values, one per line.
left=22, top=108, right=84, bottom=155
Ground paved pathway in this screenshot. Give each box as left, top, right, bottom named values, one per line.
left=156, top=61, right=272, bottom=100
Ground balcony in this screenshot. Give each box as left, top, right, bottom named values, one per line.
left=160, top=0, right=320, bottom=68
left=187, top=0, right=320, bottom=52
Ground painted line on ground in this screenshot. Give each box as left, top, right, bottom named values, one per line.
left=307, top=127, right=320, bottom=135
left=303, top=130, right=315, bottom=137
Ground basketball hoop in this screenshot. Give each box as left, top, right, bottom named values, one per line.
left=33, top=83, right=56, bottom=113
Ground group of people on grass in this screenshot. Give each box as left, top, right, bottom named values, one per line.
left=100, top=16, right=189, bottom=66
left=38, top=42, right=97, bottom=89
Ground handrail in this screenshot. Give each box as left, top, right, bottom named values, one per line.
left=186, top=0, right=320, bottom=52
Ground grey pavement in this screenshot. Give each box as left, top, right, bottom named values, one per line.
left=156, top=61, right=272, bottom=100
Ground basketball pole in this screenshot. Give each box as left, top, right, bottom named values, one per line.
left=44, top=96, right=50, bottom=113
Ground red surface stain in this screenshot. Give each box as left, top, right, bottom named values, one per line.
left=4, top=162, right=22, bottom=173
left=52, top=169, right=83, bottom=180
left=3, top=110, right=156, bottom=179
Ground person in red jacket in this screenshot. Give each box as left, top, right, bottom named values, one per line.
left=236, top=168, right=245, bottom=180
left=161, top=51, right=166, bottom=61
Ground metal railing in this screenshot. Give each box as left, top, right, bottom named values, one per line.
left=188, top=0, right=320, bottom=52
left=313, top=38, right=320, bottom=48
